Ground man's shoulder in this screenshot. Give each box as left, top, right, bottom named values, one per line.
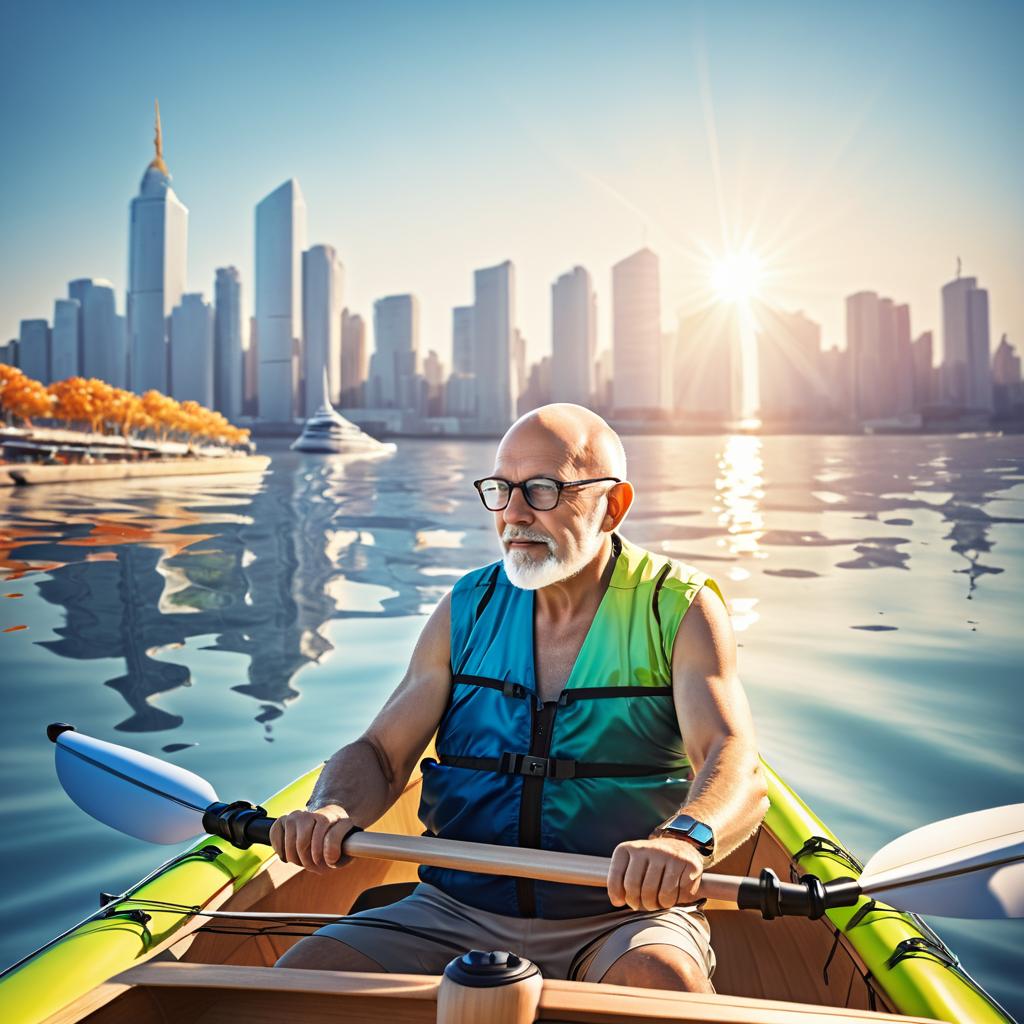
left=618, top=535, right=719, bottom=600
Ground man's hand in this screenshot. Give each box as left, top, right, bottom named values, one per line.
left=269, top=804, right=356, bottom=874
left=607, top=836, right=706, bottom=911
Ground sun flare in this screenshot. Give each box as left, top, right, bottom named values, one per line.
left=711, top=250, right=764, bottom=304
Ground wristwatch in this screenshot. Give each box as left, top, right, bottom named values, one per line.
left=654, top=812, right=715, bottom=858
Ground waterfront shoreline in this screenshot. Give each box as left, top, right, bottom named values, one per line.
left=0, top=454, right=270, bottom=487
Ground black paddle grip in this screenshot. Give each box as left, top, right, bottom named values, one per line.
left=202, top=800, right=275, bottom=849
left=737, top=868, right=862, bottom=919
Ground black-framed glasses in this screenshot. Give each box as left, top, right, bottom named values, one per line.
left=473, top=476, right=621, bottom=512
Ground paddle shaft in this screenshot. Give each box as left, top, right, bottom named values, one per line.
left=345, top=829, right=747, bottom=904
left=210, top=808, right=856, bottom=917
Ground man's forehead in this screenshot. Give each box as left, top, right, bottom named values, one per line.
left=493, top=434, right=576, bottom=476
left=492, top=406, right=622, bottom=478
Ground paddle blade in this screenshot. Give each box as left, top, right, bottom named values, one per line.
left=860, top=803, right=1024, bottom=918
left=50, top=725, right=218, bottom=844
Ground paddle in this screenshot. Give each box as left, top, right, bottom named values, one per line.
left=47, top=723, right=1024, bottom=921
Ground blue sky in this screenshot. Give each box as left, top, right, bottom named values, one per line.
left=1, top=0, right=1021, bottom=370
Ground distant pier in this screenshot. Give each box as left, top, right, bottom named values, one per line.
left=0, top=455, right=269, bottom=487
left=0, top=425, right=269, bottom=487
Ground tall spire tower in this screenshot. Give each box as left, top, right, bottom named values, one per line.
left=127, top=99, right=188, bottom=393
left=149, top=98, right=168, bottom=175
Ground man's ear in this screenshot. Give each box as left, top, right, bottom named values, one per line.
left=604, top=481, right=635, bottom=530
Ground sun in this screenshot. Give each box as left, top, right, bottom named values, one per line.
left=711, top=249, right=764, bottom=304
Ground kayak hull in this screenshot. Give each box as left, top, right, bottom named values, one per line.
left=0, top=759, right=1012, bottom=1024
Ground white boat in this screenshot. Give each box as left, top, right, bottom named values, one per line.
left=291, top=370, right=397, bottom=457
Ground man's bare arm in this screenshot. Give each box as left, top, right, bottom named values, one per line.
left=606, top=584, right=769, bottom=911
left=672, top=585, right=769, bottom=862
left=270, top=591, right=452, bottom=870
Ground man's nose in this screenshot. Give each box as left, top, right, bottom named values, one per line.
left=502, top=485, right=534, bottom=524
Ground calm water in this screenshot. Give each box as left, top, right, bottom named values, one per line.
left=1, top=434, right=1022, bottom=1014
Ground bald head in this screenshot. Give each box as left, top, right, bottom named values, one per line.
left=496, top=404, right=627, bottom=479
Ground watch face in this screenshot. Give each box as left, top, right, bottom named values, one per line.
left=690, top=822, right=714, bottom=846
left=668, top=813, right=697, bottom=832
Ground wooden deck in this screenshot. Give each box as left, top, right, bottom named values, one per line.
left=44, top=961, right=940, bottom=1024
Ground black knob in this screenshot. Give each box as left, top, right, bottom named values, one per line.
left=443, top=949, right=539, bottom=987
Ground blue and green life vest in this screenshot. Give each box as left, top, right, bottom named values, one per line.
left=417, top=533, right=723, bottom=919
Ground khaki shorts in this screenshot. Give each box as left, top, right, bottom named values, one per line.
left=314, top=881, right=716, bottom=983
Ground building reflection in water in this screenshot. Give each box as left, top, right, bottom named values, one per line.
left=0, top=446, right=489, bottom=741
left=3, top=483, right=260, bottom=732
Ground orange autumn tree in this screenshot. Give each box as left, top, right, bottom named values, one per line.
left=49, top=377, right=96, bottom=431
left=106, top=387, right=149, bottom=438
left=7, top=366, right=249, bottom=448
left=1, top=367, right=53, bottom=427
left=0, top=364, right=25, bottom=415
left=142, top=390, right=178, bottom=442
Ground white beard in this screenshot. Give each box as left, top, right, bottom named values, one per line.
left=502, top=516, right=607, bottom=591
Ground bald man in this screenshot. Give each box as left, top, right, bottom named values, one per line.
left=273, top=404, right=768, bottom=992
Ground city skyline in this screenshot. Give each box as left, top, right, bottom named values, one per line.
left=1, top=111, right=1013, bottom=430
left=1, top=1, right=1021, bottom=376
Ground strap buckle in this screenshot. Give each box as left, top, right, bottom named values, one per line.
left=499, top=752, right=576, bottom=778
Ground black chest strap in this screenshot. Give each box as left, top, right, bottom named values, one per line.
left=433, top=752, right=680, bottom=779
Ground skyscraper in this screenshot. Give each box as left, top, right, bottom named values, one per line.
left=302, top=245, right=344, bottom=416
left=68, top=277, right=93, bottom=370
left=992, top=334, right=1022, bottom=416
left=452, top=305, right=474, bottom=376
left=214, top=267, right=244, bottom=421
left=51, top=298, right=80, bottom=382
left=891, top=303, right=915, bottom=416
left=368, top=294, right=419, bottom=409
left=82, top=281, right=126, bottom=387
left=441, top=375, right=469, bottom=416
left=67, top=279, right=93, bottom=308
left=423, top=349, right=445, bottom=416
left=518, top=355, right=553, bottom=415
left=612, top=248, right=662, bottom=414
left=18, top=319, right=50, bottom=383
left=68, top=280, right=93, bottom=372
left=170, top=293, right=214, bottom=406
left=127, top=101, right=188, bottom=394
left=845, top=291, right=881, bottom=421
left=992, top=335, right=1020, bottom=387
left=513, top=328, right=526, bottom=399
left=255, top=178, right=307, bottom=420
left=673, top=307, right=742, bottom=421
left=551, top=266, right=596, bottom=407
left=243, top=316, right=259, bottom=416
left=819, top=345, right=851, bottom=419
left=472, top=260, right=516, bottom=430
left=756, top=308, right=823, bottom=420
left=911, top=331, right=934, bottom=412
left=941, top=270, right=992, bottom=411
left=844, top=291, right=917, bottom=421
left=340, top=309, right=368, bottom=408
